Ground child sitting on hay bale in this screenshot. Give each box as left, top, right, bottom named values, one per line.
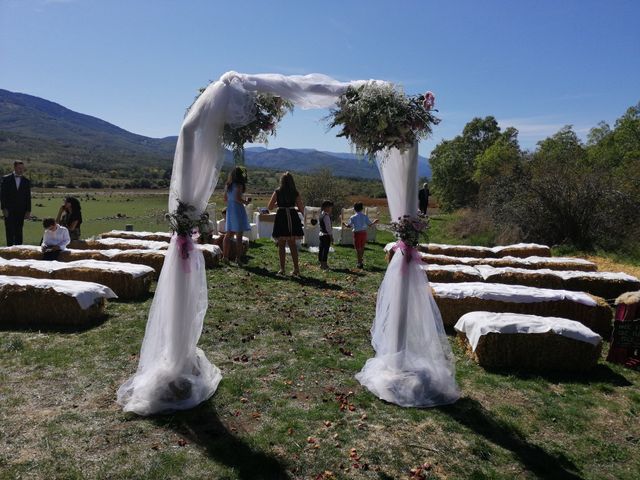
left=41, top=218, right=70, bottom=261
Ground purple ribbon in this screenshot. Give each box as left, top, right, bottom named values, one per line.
left=391, top=240, right=422, bottom=273
left=176, top=234, right=195, bottom=273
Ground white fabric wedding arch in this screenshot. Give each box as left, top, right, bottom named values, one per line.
left=117, top=72, right=459, bottom=415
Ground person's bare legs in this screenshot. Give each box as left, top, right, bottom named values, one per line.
left=223, top=232, right=234, bottom=263
left=288, top=237, right=300, bottom=275
left=277, top=237, right=287, bottom=274
left=235, top=232, right=244, bottom=263
left=356, top=246, right=364, bottom=266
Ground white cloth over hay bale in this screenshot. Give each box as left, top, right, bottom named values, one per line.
left=0, top=245, right=221, bottom=278
left=0, top=258, right=154, bottom=300
left=454, top=311, right=602, bottom=371
left=0, top=275, right=116, bottom=326
left=431, top=282, right=613, bottom=336
left=475, top=266, right=640, bottom=300
left=417, top=242, right=550, bottom=258
left=77, top=238, right=170, bottom=251
left=419, top=252, right=596, bottom=272
left=100, top=230, right=172, bottom=242
left=423, top=264, right=485, bottom=283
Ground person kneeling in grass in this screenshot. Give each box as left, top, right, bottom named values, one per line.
left=41, top=217, right=70, bottom=261
left=343, top=202, right=378, bottom=269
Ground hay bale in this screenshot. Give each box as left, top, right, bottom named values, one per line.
left=562, top=272, right=640, bottom=302
left=0, top=258, right=154, bottom=300
left=418, top=243, right=492, bottom=258
left=491, top=243, right=551, bottom=258
left=455, top=311, right=602, bottom=371
left=198, top=244, right=222, bottom=268
left=0, top=275, right=116, bottom=327
left=491, top=256, right=598, bottom=272
left=0, top=245, right=43, bottom=260
left=100, top=230, right=172, bottom=242
left=415, top=252, right=597, bottom=272
left=417, top=242, right=551, bottom=259
left=424, top=264, right=484, bottom=283
left=107, top=250, right=167, bottom=278
left=79, top=238, right=170, bottom=251
left=476, top=266, right=639, bottom=300
left=475, top=265, right=565, bottom=290
left=431, top=282, right=613, bottom=336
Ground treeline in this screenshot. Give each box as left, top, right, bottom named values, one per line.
left=430, top=103, right=640, bottom=253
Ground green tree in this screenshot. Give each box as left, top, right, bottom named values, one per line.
left=473, top=127, right=521, bottom=184
left=430, top=116, right=502, bottom=211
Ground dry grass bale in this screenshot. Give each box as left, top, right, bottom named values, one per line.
left=0, top=259, right=152, bottom=300
left=0, top=246, right=43, bottom=260
left=0, top=277, right=113, bottom=327
left=210, top=235, right=249, bottom=255
left=100, top=230, right=172, bottom=242
left=198, top=244, right=222, bottom=268
left=417, top=242, right=551, bottom=259
left=425, top=265, right=484, bottom=283
left=110, top=250, right=166, bottom=278
left=54, top=264, right=154, bottom=300
left=476, top=266, right=565, bottom=290
left=416, top=252, right=597, bottom=271
left=488, top=256, right=598, bottom=272
left=431, top=282, right=613, bottom=336
left=563, top=274, right=640, bottom=302
left=418, top=243, right=491, bottom=258
left=492, top=244, right=551, bottom=258
left=81, top=238, right=170, bottom=251
left=457, top=331, right=602, bottom=371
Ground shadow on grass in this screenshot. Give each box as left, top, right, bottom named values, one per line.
left=243, top=265, right=343, bottom=291
left=0, top=314, right=111, bottom=333
left=440, top=397, right=584, bottom=479
left=487, top=363, right=632, bottom=387
left=153, top=402, right=290, bottom=480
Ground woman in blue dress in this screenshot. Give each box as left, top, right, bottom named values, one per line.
left=223, top=167, right=251, bottom=264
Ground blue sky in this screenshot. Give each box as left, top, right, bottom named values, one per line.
left=1, top=0, right=639, bottom=156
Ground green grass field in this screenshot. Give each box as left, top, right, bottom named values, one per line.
left=1, top=192, right=639, bottom=479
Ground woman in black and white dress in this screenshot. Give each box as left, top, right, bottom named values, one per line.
left=267, top=172, right=304, bottom=276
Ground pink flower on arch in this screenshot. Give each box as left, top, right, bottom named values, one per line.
left=423, top=91, right=435, bottom=111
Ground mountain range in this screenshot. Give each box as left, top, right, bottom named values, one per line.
left=0, top=88, right=431, bottom=180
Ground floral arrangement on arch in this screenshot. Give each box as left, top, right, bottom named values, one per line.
left=326, top=82, right=439, bottom=159
left=165, top=200, right=209, bottom=237
left=390, top=214, right=430, bottom=248
left=189, top=85, right=293, bottom=164
left=222, top=93, right=294, bottom=164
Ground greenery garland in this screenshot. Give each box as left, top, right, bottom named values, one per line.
left=326, top=82, right=440, bottom=159
left=188, top=84, right=293, bottom=165
left=222, top=93, right=293, bottom=164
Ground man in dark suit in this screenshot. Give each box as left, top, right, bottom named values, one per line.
left=1, top=161, right=32, bottom=246
left=418, top=182, right=430, bottom=216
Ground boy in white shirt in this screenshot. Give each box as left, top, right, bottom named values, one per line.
left=41, top=217, right=70, bottom=260
left=344, top=202, right=378, bottom=269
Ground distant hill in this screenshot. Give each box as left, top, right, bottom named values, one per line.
left=0, top=88, right=431, bottom=180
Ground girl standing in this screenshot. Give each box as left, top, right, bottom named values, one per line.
left=56, top=196, right=82, bottom=241
left=268, top=172, right=304, bottom=276
left=223, top=167, right=251, bottom=264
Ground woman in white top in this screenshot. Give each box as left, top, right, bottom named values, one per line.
left=41, top=217, right=70, bottom=261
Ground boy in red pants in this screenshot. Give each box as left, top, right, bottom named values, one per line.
left=344, top=202, right=378, bottom=269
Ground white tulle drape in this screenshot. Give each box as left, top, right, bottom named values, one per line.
left=355, top=145, right=460, bottom=407
left=117, top=72, right=368, bottom=415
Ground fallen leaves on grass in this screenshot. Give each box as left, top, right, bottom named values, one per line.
left=409, top=462, right=433, bottom=479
